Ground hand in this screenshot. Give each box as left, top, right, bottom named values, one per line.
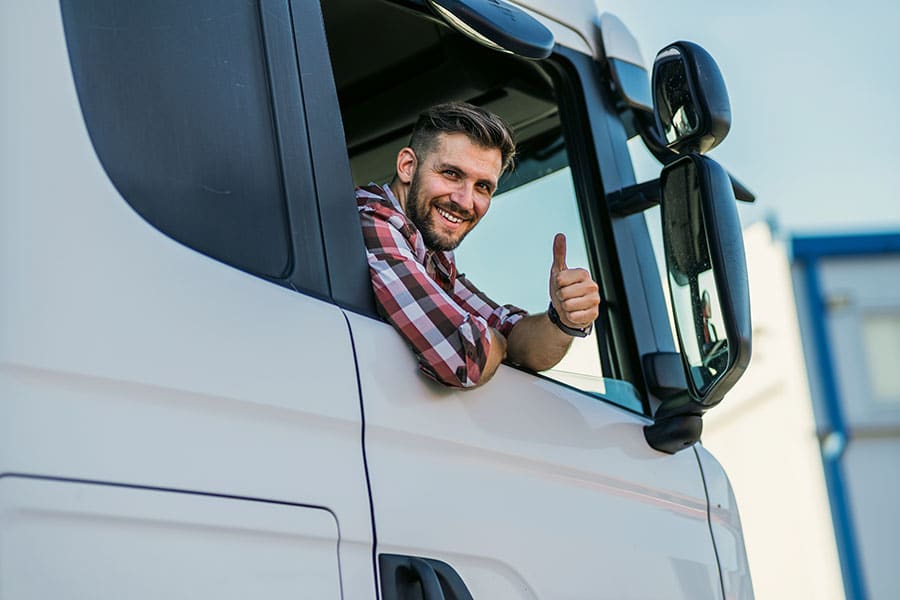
left=549, top=233, right=600, bottom=330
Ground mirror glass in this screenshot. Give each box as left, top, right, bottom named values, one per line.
left=662, top=159, right=729, bottom=396
left=654, top=49, right=698, bottom=145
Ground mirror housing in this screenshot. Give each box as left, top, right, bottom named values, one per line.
left=426, top=0, right=554, bottom=60
left=652, top=41, right=731, bottom=154
left=645, top=154, right=751, bottom=454
left=661, top=153, right=751, bottom=407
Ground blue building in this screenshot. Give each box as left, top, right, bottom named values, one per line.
left=792, top=231, right=900, bottom=600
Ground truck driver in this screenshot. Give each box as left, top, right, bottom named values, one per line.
left=356, top=102, right=601, bottom=388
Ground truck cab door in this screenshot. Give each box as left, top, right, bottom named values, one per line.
left=349, top=310, right=722, bottom=598
left=337, top=43, right=723, bottom=599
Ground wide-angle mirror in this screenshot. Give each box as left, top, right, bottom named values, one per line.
left=652, top=41, right=730, bottom=154
left=661, top=153, right=751, bottom=406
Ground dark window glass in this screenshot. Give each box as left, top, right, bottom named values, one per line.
left=61, top=0, right=291, bottom=278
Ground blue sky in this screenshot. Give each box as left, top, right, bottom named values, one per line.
left=603, top=0, right=900, bottom=235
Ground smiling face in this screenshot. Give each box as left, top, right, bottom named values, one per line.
left=398, top=132, right=502, bottom=252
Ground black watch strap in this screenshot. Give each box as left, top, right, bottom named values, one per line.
left=547, top=302, right=592, bottom=338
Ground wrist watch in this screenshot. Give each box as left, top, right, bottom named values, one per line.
left=547, top=302, right=592, bottom=338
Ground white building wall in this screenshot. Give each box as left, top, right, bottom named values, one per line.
left=700, top=223, right=844, bottom=599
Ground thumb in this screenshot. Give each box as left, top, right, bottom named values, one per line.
left=552, top=233, right=567, bottom=273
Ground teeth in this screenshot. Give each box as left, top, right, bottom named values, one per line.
left=436, top=207, right=463, bottom=224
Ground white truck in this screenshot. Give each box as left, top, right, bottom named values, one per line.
left=2, top=1, right=754, bottom=598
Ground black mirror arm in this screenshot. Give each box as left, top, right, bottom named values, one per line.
left=644, top=393, right=707, bottom=454
left=631, top=108, right=756, bottom=204
left=634, top=107, right=672, bottom=161
left=727, top=172, right=755, bottom=204
left=641, top=352, right=703, bottom=454
left=608, top=179, right=661, bottom=217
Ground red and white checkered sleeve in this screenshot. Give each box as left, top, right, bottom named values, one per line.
left=453, top=274, right=528, bottom=338
left=359, top=206, right=492, bottom=388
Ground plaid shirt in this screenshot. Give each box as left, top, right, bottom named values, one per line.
left=357, top=184, right=527, bottom=388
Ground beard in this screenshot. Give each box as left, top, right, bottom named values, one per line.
left=405, top=172, right=475, bottom=252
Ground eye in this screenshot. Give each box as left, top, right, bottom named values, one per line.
left=442, top=169, right=459, bottom=179
left=476, top=182, right=493, bottom=195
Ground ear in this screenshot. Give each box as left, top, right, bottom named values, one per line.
left=396, top=147, right=417, bottom=184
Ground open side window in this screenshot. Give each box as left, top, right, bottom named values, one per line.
left=321, top=1, right=644, bottom=413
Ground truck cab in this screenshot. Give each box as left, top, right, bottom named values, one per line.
left=1, top=1, right=753, bottom=598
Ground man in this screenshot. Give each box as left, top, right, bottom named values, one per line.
left=357, top=102, right=601, bottom=388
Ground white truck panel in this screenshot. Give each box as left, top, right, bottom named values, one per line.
left=0, top=477, right=341, bottom=599
left=695, top=446, right=754, bottom=600
left=1, top=4, right=375, bottom=598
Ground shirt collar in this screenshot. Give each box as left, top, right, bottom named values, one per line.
left=373, top=182, right=457, bottom=279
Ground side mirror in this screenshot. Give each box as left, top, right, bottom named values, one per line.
left=661, top=154, right=751, bottom=407
left=652, top=41, right=731, bottom=154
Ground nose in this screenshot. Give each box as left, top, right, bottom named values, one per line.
left=450, top=183, right=475, bottom=212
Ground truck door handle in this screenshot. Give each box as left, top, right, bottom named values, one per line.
left=379, top=553, right=474, bottom=600
left=410, top=557, right=446, bottom=599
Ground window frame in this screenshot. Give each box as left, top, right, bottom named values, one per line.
left=545, top=48, right=681, bottom=415
left=289, top=0, right=376, bottom=316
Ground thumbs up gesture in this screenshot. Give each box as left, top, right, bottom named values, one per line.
left=550, top=233, right=601, bottom=330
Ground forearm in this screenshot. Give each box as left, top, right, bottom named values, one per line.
left=472, top=327, right=508, bottom=387
left=505, top=312, right=573, bottom=372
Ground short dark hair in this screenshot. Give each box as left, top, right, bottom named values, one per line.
left=409, top=102, right=516, bottom=173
